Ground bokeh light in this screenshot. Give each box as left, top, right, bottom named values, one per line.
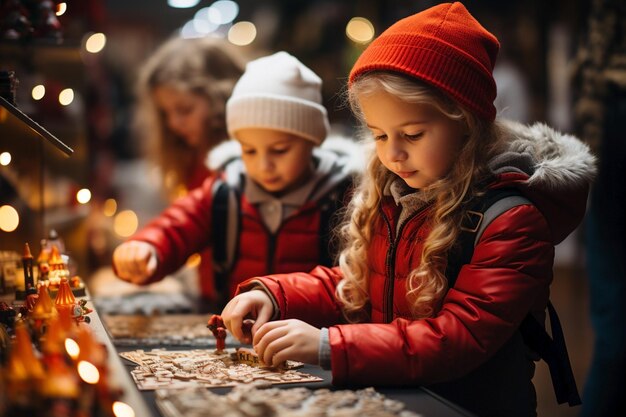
left=186, top=253, right=202, bottom=268
left=112, top=402, right=135, bottom=417
left=0, top=205, right=19, bottom=232
left=103, top=198, right=118, bottom=217
left=228, top=21, right=256, bottom=46
left=76, top=188, right=92, bottom=204
left=209, top=1, right=239, bottom=24
left=113, top=210, right=138, bottom=237
left=56, top=2, right=67, bottom=16
left=85, top=33, right=107, bottom=53
left=0, top=152, right=11, bottom=166
left=192, top=8, right=219, bottom=35
left=346, top=17, right=375, bottom=44
left=32, top=84, right=45, bottom=100
left=78, top=361, right=100, bottom=384
left=65, top=338, right=80, bottom=359
left=59, top=88, right=74, bottom=106
left=168, top=0, right=200, bottom=8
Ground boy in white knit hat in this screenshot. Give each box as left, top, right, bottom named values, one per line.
left=113, top=52, right=362, bottom=307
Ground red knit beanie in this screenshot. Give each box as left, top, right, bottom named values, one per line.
left=349, top=2, right=500, bottom=121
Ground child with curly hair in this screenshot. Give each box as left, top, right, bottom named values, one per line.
left=221, top=4, right=595, bottom=415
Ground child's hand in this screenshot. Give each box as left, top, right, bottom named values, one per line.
left=253, top=319, right=320, bottom=367
left=221, top=290, right=274, bottom=344
left=112, top=241, right=157, bottom=285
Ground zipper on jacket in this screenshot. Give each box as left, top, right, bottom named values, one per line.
left=267, top=233, right=276, bottom=274
left=380, top=205, right=429, bottom=323
left=261, top=204, right=319, bottom=276
left=380, top=209, right=395, bottom=323
left=246, top=214, right=278, bottom=276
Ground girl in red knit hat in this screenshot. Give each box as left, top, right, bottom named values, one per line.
left=221, top=3, right=594, bottom=416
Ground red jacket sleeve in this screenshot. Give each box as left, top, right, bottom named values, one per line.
left=237, top=265, right=345, bottom=328
left=129, top=176, right=217, bottom=284
left=329, top=204, right=554, bottom=386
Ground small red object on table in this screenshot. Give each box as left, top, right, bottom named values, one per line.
left=206, top=315, right=227, bottom=352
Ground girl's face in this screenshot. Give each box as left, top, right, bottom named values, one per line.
left=237, top=129, right=315, bottom=195
left=153, top=86, right=211, bottom=148
left=358, top=89, right=465, bottom=190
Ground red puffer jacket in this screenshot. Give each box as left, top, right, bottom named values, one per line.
left=237, top=122, right=596, bottom=416
left=131, top=177, right=335, bottom=296
left=128, top=137, right=361, bottom=299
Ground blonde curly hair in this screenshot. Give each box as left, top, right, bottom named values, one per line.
left=135, top=36, right=245, bottom=196
left=337, top=72, right=504, bottom=321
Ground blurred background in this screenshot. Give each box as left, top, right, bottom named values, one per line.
left=0, top=0, right=615, bottom=415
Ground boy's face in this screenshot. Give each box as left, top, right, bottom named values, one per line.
left=236, top=129, right=315, bottom=194
left=358, top=89, right=465, bottom=190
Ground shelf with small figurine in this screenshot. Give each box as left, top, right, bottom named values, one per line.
left=0, top=279, right=139, bottom=416
left=0, top=232, right=143, bottom=415
left=1, top=237, right=86, bottom=303
left=35, top=240, right=87, bottom=298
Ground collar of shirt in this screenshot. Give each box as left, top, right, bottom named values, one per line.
left=385, top=177, right=434, bottom=233
left=244, top=162, right=320, bottom=208
left=243, top=162, right=322, bottom=233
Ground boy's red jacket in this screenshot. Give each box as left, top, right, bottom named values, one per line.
left=236, top=122, right=596, bottom=414
left=127, top=138, right=362, bottom=297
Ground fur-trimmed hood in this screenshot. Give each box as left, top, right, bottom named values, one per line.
left=490, top=120, right=597, bottom=244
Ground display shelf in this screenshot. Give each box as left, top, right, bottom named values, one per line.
left=0, top=95, right=73, bottom=156
left=0, top=291, right=153, bottom=416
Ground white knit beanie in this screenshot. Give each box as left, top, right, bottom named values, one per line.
left=226, top=51, right=329, bottom=145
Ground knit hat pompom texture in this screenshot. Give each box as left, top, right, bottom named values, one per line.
left=349, top=2, right=500, bottom=121
left=226, top=51, right=329, bottom=144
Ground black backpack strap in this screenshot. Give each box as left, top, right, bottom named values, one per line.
left=520, top=301, right=582, bottom=406
left=447, top=188, right=524, bottom=288
left=446, top=188, right=581, bottom=406
left=318, top=177, right=353, bottom=267
left=211, top=179, right=240, bottom=297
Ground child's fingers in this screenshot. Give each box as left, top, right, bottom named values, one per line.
left=221, top=299, right=237, bottom=334
left=269, top=345, right=297, bottom=368
left=220, top=298, right=236, bottom=320
left=252, top=320, right=274, bottom=346
left=250, top=303, right=273, bottom=337
left=145, top=250, right=157, bottom=275
left=122, top=258, right=148, bottom=283
left=253, top=321, right=288, bottom=353
left=258, top=331, right=291, bottom=366
left=113, top=242, right=153, bottom=283
left=223, top=300, right=247, bottom=342
left=241, top=320, right=254, bottom=344
left=257, top=320, right=320, bottom=366
left=128, top=244, right=152, bottom=276
left=115, top=258, right=140, bottom=282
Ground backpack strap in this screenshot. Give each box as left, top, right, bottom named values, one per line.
left=447, top=188, right=526, bottom=288
left=211, top=178, right=241, bottom=298
left=519, top=302, right=582, bottom=406
left=318, top=177, right=353, bottom=267
left=446, top=188, right=582, bottom=406
left=212, top=173, right=351, bottom=293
